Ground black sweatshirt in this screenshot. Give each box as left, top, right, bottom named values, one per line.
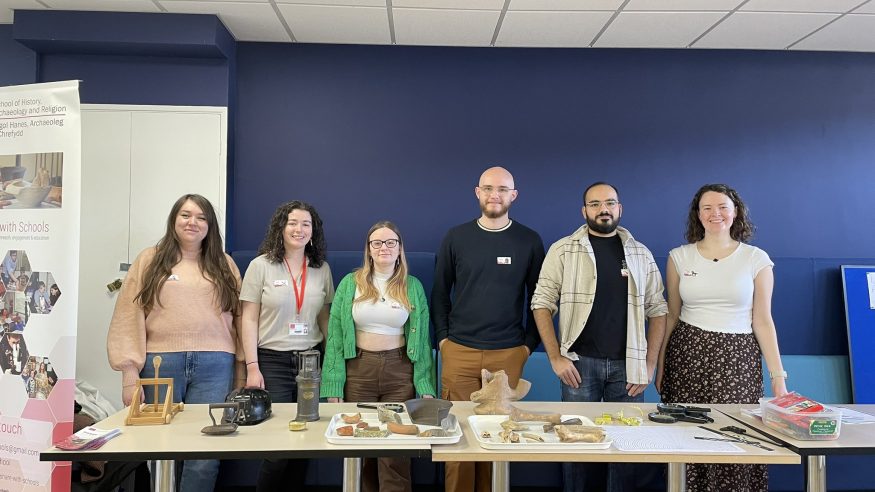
left=431, top=220, right=546, bottom=352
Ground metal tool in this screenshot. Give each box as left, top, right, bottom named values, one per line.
left=698, top=426, right=773, bottom=451
left=356, top=403, right=404, bottom=413
left=719, top=425, right=785, bottom=447
left=201, top=403, right=239, bottom=435
left=294, top=350, right=321, bottom=422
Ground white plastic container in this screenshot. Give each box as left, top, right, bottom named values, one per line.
left=760, top=397, right=842, bottom=441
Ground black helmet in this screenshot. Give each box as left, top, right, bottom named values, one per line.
left=223, top=388, right=272, bottom=425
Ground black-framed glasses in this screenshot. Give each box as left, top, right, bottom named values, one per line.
left=585, top=199, right=619, bottom=210
left=478, top=185, right=515, bottom=196
left=369, top=239, right=400, bottom=249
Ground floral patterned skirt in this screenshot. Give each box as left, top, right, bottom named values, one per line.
left=662, top=320, right=767, bottom=492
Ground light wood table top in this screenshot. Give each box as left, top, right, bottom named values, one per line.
left=716, top=403, right=875, bottom=456
left=431, top=401, right=800, bottom=465
left=41, top=403, right=430, bottom=462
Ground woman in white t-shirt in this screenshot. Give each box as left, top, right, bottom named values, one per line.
left=657, top=183, right=788, bottom=492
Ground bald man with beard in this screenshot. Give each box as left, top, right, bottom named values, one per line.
left=432, top=166, right=546, bottom=492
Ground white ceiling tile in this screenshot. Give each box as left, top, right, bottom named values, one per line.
left=594, top=11, right=725, bottom=47
left=625, top=0, right=742, bottom=11
left=393, top=8, right=500, bottom=46
left=393, top=0, right=504, bottom=8
left=0, top=0, right=45, bottom=23
left=496, top=10, right=612, bottom=46
left=852, top=1, right=875, bottom=14
left=162, top=1, right=290, bottom=42
left=42, top=0, right=160, bottom=12
left=695, top=11, right=836, bottom=49
left=276, top=0, right=384, bottom=5
left=741, top=0, right=862, bottom=13
left=509, top=0, right=623, bottom=10
left=792, top=14, right=875, bottom=51
left=277, top=4, right=390, bottom=44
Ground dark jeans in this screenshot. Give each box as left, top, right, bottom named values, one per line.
left=561, top=356, right=645, bottom=492
left=255, top=346, right=321, bottom=492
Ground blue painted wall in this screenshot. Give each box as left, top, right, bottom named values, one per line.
left=3, top=13, right=875, bottom=490
left=233, top=43, right=875, bottom=262
left=0, top=24, right=36, bottom=86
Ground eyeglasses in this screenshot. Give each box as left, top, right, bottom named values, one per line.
left=369, top=239, right=400, bottom=249
left=479, top=186, right=515, bottom=196
left=585, top=200, right=619, bottom=210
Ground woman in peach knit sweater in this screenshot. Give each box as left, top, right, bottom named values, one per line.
left=107, top=194, right=243, bottom=492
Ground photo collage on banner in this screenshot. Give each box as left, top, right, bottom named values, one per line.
left=0, top=81, right=81, bottom=491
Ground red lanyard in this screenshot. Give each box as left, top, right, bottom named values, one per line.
left=283, top=256, right=308, bottom=317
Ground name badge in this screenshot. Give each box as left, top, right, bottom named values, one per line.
left=167, top=274, right=180, bottom=281
left=497, top=257, right=511, bottom=265
left=274, top=279, right=289, bottom=287
left=390, top=301, right=401, bottom=309
left=683, top=270, right=698, bottom=277
left=289, top=322, right=309, bottom=336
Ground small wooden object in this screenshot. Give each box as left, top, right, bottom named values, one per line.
left=125, top=356, right=184, bottom=425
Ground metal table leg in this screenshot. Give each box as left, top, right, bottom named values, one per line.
left=151, top=459, right=175, bottom=492
left=343, top=457, right=361, bottom=492
left=805, top=455, right=826, bottom=492
left=492, top=461, right=510, bottom=492
left=667, top=462, right=686, bottom=492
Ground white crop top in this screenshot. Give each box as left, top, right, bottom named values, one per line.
left=352, top=271, right=409, bottom=336
left=670, top=242, right=773, bottom=334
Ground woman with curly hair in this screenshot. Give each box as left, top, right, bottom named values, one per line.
left=657, top=183, right=788, bottom=492
left=107, top=193, right=243, bottom=491
left=240, top=200, right=334, bottom=490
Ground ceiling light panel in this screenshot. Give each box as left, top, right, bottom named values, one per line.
left=161, top=1, right=291, bottom=42
left=595, top=11, right=726, bottom=47
left=496, top=10, right=612, bottom=46
left=852, top=1, right=875, bottom=13
left=792, top=14, right=875, bottom=51
left=393, top=0, right=505, bottom=9
left=741, top=0, right=863, bottom=13
left=393, top=7, right=500, bottom=46
left=624, top=0, right=743, bottom=11
left=509, top=0, right=624, bottom=10
left=42, top=0, right=160, bottom=12
left=695, top=11, right=837, bottom=49
left=277, top=4, right=390, bottom=44
left=276, top=0, right=385, bottom=5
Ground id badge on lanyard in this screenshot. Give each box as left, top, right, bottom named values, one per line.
left=284, top=257, right=309, bottom=337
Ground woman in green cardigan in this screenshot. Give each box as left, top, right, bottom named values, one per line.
left=322, top=220, right=435, bottom=492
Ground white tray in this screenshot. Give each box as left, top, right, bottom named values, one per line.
left=325, top=412, right=462, bottom=445
left=468, top=414, right=613, bottom=450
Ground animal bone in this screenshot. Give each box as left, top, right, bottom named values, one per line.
left=510, top=407, right=561, bottom=424
left=470, top=369, right=532, bottom=415
left=555, top=425, right=606, bottom=443
left=500, top=419, right=529, bottom=431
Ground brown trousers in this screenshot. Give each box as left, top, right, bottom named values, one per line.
left=440, top=339, right=528, bottom=492
left=345, top=347, right=416, bottom=492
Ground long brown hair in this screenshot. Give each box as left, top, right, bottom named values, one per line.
left=257, top=201, right=327, bottom=267
left=135, top=194, right=240, bottom=315
left=684, top=183, right=754, bottom=243
left=353, top=221, right=410, bottom=310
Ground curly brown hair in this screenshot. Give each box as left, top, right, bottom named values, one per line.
left=135, top=194, right=240, bottom=315
left=685, top=184, right=754, bottom=243
left=257, top=201, right=326, bottom=267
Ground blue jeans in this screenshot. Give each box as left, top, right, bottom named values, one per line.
left=561, top=356, right=644, bottom=492
left=141, top=351, right=234, bottom=492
